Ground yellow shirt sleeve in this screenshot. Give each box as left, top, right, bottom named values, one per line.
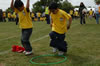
left=62, top=10, right=71, bottom=20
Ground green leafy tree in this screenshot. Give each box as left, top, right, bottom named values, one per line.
left=61, top=1, right=74, bottom=13
left=32, top=0, right=73, bottom=13
left=32, top=1, right=44, bottom=13
left=6, top=8, right=13, bottom=13
left=94, top=0, right=100, bottom=3
left=40, top=0, right=63, bottom=5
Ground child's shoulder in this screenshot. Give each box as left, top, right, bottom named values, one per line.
left=59, top=9, right=67, bottom=13
left=59, top=9, right=68, bottom=15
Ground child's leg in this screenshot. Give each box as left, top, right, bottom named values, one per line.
left=56, top=34, right=67, bottom=52
left=49, top=31, right=57, bottom=47
left=80, top=16, right=83, bottom=24
left=49, top=32, right=67, bottom=54
left=21, top=28, right=32, bottom=52
left=96, top=14, right=99, bottom=24
left=83, top=15, right=86, bottom=24
left=49, top=31, right=57, bottom=40
left=49, top=31, right=58, bottom=52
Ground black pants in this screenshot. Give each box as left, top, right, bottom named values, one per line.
left=80, top=15, right=86, bottom=24
left=45, top=14, right=50, bottom=24
left=49, top=31, right=67, bottom=52
left=21, top=28, right=32, bottom=52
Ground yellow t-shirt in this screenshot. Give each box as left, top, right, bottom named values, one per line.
left=3, top=12, right=6, bottom=17
left=70, top=10, right=73, bottom=15
left=50, top=9, right=71, bottom=34
left=89, top=10, right=93, bottom=16
left=14, top=8, right=33, bottom=29
left=8, top=13, right=11, bottom=18
left=37, top=12, right=41, bottom=17
left=74, top=11, right=78, bottom=16
left=31, top=13, right=35, bottom=18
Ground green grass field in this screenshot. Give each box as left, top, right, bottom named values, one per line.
left=0, top=18, right=100, bottom=66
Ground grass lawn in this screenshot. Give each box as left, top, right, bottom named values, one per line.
left=0, top=18, right=100, bottom=66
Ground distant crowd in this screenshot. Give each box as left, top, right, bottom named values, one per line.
left=0, top=9, right=95, bottom=22
left=69, top=9, right=95, bottom=19
left=0, top=10, right=46, bottom=22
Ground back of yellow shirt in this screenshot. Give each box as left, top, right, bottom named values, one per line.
left=74, top=11, right=79, bottom=16
left=89, top=10, right=93, bottom=16
left=70, top=10, right=73, bottom=15
left=50, top=9, right=71, bottom=34
left=37, top=12, right=41, bottom=17
left=3, top=12, right=6, bottom=17
left=31, top=13, right=35, bottom=18
left=14, top=8, right=33, bottom=29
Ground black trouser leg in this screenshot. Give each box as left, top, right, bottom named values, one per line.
left=21, top=28, right=32, bottom=52
left=49, top=31, right=67, bottom=52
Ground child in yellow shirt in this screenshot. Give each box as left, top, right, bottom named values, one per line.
left=37, top=12, right=41, bottom=21
left=49, top=2, right=72, bottom=55
left=89, top=9, right=93, bottom=19
left=10, top=0, right=33, bottom=55
left=3, top=12, right=6, bottom=22
left=31, top=12, right=35, bottom=21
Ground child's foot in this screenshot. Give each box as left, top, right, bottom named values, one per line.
left=23, top=51, right=26, bottom=54
left=52, top=48, right=57, bottom=53
left=25, top=51, right=33, bottom=56
left=58, top=51, right=64, bottom=56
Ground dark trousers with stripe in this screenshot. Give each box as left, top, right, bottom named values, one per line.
left=21, top=28, right=32, bottom=52
left=49, top=31, right=67, bottom=52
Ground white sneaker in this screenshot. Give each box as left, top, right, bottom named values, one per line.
left=53, top=48, right=57, bottom=53
left=23, top=51, right=26, bottom=54
left=58, top=51, right=64, bottom=55
left=25, top=51, right=33, bottom=55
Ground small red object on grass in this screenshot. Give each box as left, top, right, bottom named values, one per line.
left=12, top=45, right=25, bottom=53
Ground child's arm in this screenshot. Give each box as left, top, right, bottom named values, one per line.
left=10, top=0, right=14, bottom=9
left=67, top=17, right=72, bottom=30
left=62, top=11, right=72, bottom=30
left=26, top=0, right=30, bottom=12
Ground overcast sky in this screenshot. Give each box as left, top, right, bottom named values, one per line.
left=0, top=0, right=38, bottom=11
left=0, top=0, right=96, bottom=11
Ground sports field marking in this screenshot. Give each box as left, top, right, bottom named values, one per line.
left=0, top=36, right=16, bottom=41
left=0, top=49, right=11, bottom=55
left=32, top=35, right=49, bottom=43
